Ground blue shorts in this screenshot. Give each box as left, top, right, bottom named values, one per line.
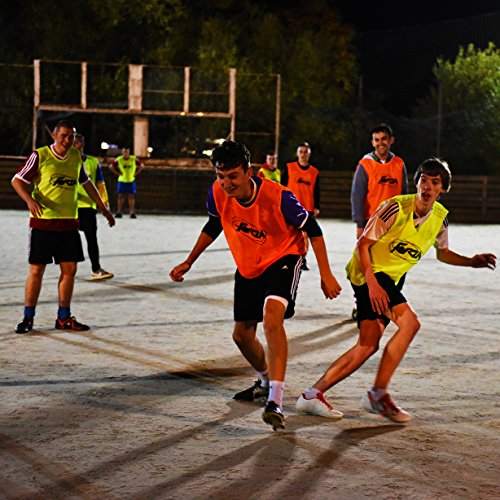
left=351, top=272, right=407, bottom=327
left=117, top=181, right=136, bottom=194
left=234, top=254, right=304, bottom=322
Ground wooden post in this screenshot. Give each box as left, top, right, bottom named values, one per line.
left=32, top=59, right=40, bottom=150
left=81, top=62, right=87, bottom=109
left=128, top=64, right=143, bottom=111
left=184, top=67, right=190, bottom=114
left=229, top=68, right=236, bottom=141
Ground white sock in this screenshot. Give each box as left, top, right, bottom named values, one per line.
left=369, top=387, right=387, bottom=401
left=257, top=370, right=269, bottom=388
left=303, top=387, right=321, bottom=400
left=268, top=380, right=284, bottom=408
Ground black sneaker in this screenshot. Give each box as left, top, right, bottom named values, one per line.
left=114, top=212, right=123, bottom=218
left=15, top=317, right=33, bottom=334
left=262, top=401, right=285, bottom=430
left=301, top=258, right=310, bottom=271
left=130, top=213, right=137, bottom=219
left=233, top=380, right=269, bottom=402
left=55, top=316, right=90, bottom=331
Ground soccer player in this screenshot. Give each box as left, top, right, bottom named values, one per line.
left=74, top=133, right=114, bottom=281
left=296, top=158, right=496, bottom=423
left=350, top=123, right=408, bottom=319
left=281, top=142, right=320, bottom=270
left=169, top=140, right=342, bottom=430
left=257, top=152, right=281, bottom=183
left=109, top=147, right=145, bottom=218
left=11, top=120, right=115, bottom=334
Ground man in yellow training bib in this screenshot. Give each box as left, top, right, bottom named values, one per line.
left=296, top=158, right=496, bottom=423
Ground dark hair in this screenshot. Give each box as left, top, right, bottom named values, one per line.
left=74, top=133, right=84, bottom=141
left=371, top=123, right=393, bottom=137
left=414, top=158, right=452, bottom=193
left=211, top=140, right=251, bottom=171
left=53, top=120, right=75, bottom=132
left=297, top=142, right=311, bottom=150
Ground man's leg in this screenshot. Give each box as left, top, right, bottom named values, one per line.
left=313, top=319, right=385, bottom=393
left=58, top=261, right=77, bottom=308
left=79, top=209, right=100, bottom=272
left=232, top=320, right=266, bottom=371
left=129, top=194, right=136, bottom=216
left=117, top=194, right=125, bottom=215
left=362, top=302, right=419, bottom=423
left=25, top=263, right=46, bottom=307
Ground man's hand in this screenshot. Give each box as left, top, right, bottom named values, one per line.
left=367, top=280, right=390, bottom=315
left=102, top=207, right=115, bottom=227
left=26, top=198, right=44, bottom=218
left=471, top=253, right=496, bottom=270
left=169, top=262, right=191, bottom=282
left=320, top=272, right=342, bottom=299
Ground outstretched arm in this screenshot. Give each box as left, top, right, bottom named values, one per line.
left=169, top=231, right=215, bottom=282
left=436, top=248, right=496, bottom=270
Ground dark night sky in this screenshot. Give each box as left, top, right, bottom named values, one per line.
left=331, top=2, right=500, bottom=115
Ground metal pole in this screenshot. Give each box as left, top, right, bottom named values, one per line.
left=275, top=74, right=281, bottom=157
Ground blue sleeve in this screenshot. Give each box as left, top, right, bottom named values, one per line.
left=281, top=165, right=289, bottom=186
left=95, top=164, right=105, bottom=183
left=206, top=184, right=219, bottom=217
left=350, top=164, right=368, bottom=227
left=281, top=190, right=308, bottom=228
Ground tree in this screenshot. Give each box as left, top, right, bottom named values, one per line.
left=414, top=43, right=500, bottom=175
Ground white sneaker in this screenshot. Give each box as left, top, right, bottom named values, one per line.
left=361, top=391, right=412, bottom=423
left=90, top=269, right=114, bottom=280
left=296, top=392, right=343, bottom=419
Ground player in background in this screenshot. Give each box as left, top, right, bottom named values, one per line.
left=296, top=158, right=496, bottom=422
left=11, top=120, right=115, bottom=334
left=281, top=142, right=320, bottom=270
left=350, top=123, right=408, bottom=319
left=109, top=147, right=145, bottom=218
left=257, top=152, right=281, bottom=183
left=74, top=133, right=114, bottom=281
left=170, top=140, right=342, bottom=431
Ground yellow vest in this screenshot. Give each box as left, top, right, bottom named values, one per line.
left=77, top=154, right=99, bottom=209
left=346, top=194, right=448, bottom=285
left=31, top=146, right=82, bottom=220
left=117, top=155, right=137, bottom=182
left=258, top=167, right=281, bottom=183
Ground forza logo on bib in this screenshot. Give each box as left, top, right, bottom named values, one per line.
left=232, top=217, right=267, bottom=245
left=389, top=239, right=422, bottom=263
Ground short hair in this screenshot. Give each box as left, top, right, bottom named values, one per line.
left=297, top=142, right=311, bottom=150
left=211, top=140, right=251, bottom=172
left=53, top=120, right=75, bottom=132
left=74, top=133, right=84, bottom=141
left=414, top=158, right=452, bottom=193
left=371, top=123, right=393, bottom=137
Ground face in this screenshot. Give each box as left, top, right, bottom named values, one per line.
left=297, top=146, right=310, bottom=164
left=215, top=165, right=253, bottom=201
left=52, top=126, right=75, bottom=155
left=371, top=132, right=394, bottom=160
left=266, top=154, right=276, bottom=168
left=122, top=148, right=130, bottom=159
left=73, top=137, right=84, bottom=151
left=416, top=173, right=445, bottom=208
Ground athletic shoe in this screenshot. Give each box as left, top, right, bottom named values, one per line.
left=361, top=391, right=412, bottom=423
left=90, top=269, right=114, bottom=280
left=114, top=212, right=122, bottom=218
left=15, top=317, right=33, bottom=334
left=233, top=380, right=269, bottom=402
left=55, top=316, right=90, bottom=331
left=262, top=401, right=285, bottom=430
left=296, top=392, right=343, bottom=419
left=130, top=213, right=137, bottom=219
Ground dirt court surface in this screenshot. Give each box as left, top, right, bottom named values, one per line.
left=0, top=209, right=499, bottom=500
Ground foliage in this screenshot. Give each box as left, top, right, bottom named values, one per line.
left=413, top=43, right=500, bottom=175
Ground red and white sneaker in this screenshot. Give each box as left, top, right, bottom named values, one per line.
left=362, top=391, right=412, bottom=423
left=296, top=392, right=343, bottom=419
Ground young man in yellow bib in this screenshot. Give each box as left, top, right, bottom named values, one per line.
left=296, top=158, right=496, bottom=423
left=11, top=120, right=115, bottom=334
left=110, top=147, right=145, bottom=218
left=169, top=140, right=342, bottom=431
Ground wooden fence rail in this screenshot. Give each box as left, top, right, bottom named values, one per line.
left=1, top=159, right=499, bottom=223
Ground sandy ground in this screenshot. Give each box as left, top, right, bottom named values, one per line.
left=0, top=209, right=499, bottom=500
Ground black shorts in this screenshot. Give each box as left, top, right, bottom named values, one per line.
left=234, top=254, right=303, bottom=322
left=351, top=272, right=407, bottom=327
left=28, top=228, right=85, bottom=265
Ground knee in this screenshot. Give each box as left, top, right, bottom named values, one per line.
left=232, top=322, right=256, bottom=346
left=356, top=342, right=379, bottom=360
